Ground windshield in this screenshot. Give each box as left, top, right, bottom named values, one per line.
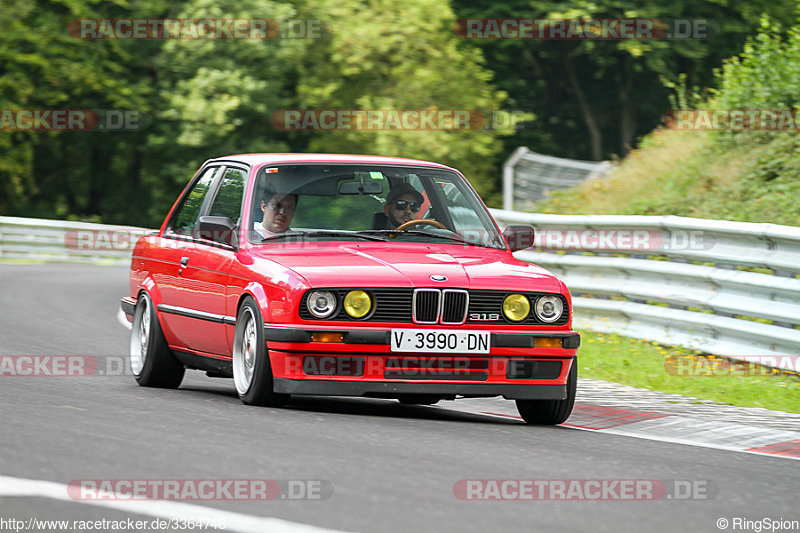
left=248, top=164, right=506, bottom=249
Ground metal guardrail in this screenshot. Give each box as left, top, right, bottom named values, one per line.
left=503, top=148, right=612, bottom=211
left=490, top=209, right=800, bottom=362
left=0, top=216, right=149, bottom=264
left=4, top=214, right=799, bottom=363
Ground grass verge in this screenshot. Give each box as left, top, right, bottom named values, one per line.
left=577, top=330, right=800, bottom=413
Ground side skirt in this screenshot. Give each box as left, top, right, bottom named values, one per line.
left=173, top=350, right=233, bottom=377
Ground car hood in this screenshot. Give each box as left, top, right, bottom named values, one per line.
left=248, top=243, right=563, bottom=293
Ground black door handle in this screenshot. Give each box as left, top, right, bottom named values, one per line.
left=180, top=256, right=189, bottom=267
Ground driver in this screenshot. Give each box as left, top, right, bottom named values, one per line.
left=255, top=188, right=297, bottom=238
left=383, top=183, right=423, bottom=229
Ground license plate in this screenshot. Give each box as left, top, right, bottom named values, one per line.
left=390, top=329, right=491, bottom=354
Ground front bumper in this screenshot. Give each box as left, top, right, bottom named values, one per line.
left=265, top=325, right=579, bottom=399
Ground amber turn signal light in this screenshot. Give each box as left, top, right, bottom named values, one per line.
left=311, top=332, right=344, bottom=343
left=534, top=337, right=563, bottom=348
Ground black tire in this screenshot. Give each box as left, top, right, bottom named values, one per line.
left=515, top=358, right=577, bottom=425
left=232, top=296, right=289, bottom=407
left=130, top=292, right=185, bottom=388
left=398, top=394, right=441, bottom=405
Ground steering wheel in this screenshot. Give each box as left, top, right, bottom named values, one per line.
left=395, top=218, right=447, bottom=231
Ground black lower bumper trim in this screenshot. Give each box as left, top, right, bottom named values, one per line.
left=264, top=327, right=389, bottom=344
left=491, top=332, right=581, bottom=349
left=265, top=326, right=579, bottom=349
left=120, top=297, right=136, bottom=316
left=273, top=378, right=566, bottom=400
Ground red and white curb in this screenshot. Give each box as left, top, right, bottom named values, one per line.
left=441, top=402, right=800, bottom=460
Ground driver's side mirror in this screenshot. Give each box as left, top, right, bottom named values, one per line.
left=198, top=216, right=237, bottom=247
left=503, top=225, right=536, bottom=252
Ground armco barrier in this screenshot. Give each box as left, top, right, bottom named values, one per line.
left=0, top=216, right=151, bottom=263
left=490, top=210, right=800, bottom=362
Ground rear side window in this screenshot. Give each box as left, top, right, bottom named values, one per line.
left=207, top=167, right=247, bottom=224
left=168, top=166, right=221, bottom=236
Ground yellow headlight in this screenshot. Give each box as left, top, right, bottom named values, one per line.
left=502, top=294, right=530, bottom=322
left=344, top=290, right=372, bottom=318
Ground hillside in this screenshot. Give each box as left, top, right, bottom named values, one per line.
left=535, top=129, right=800, bottom=226
left=535, top=22, right=800, bottom=227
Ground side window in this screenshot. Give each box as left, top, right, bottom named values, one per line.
left=434, top=177, right=485, bottom=232
left=207, top=168, right=247, bottom=224
left=168, top=166, right=220, bottom=236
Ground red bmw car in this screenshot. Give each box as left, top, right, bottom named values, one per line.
left=121, top=154, right=580, bottom=424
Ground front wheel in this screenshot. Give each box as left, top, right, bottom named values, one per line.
left=515, top=358, right=577, bottom=425
left=130, top=292, right=185, bottom=388
left=232, top=296, right=289, bottom=407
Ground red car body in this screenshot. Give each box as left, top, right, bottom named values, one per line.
left=121, top=154, right=579, bottom=423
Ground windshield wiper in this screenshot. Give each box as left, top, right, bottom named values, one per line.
left=262, top=230, right=388, bottom=243
left=357, top=229, right=484, bottom=247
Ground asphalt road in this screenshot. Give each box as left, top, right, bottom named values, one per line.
left=1, top=263, right=798, bottom=533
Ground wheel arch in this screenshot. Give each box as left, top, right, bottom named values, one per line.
left=138, top=276, right=163, bottom=307
left=238, top=281, right=270, bottom=321
left=135, top=278, right=170, bottom=335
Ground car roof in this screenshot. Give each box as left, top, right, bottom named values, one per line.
left=205, top=153, right=456, bottom=171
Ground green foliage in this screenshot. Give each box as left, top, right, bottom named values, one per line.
left=296, top=0, right=507, bottom=203
left=451, top=0, right=798, bottom=160
left=2, top=1, right=798, bottom=226
left=536, top=21, right=800, bottom=227
left=0, top=0, right=507, bottom=225
left=715, top=19, right=800, bottom=112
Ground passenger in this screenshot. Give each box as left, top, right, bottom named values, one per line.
left=255, top=189, right=297, bottom=238
left=383, top=183, right=424, bottom=229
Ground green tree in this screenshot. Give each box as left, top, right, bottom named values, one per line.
left=294, top=0, right=507, bottom=201
left=450, top=0, right=798, bottom=160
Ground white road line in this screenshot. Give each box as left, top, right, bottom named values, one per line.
left=0, top=475, right=353, bottom=533
left=117, top=308, right=132, bottom=331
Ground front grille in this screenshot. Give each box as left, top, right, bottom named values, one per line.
left=299, top=288, right=568, bottom=325
left=413, top=289, right=440, bottom=323
left=441, top=289, right=468, bottom=324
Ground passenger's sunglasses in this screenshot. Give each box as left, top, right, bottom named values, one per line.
left=392, top=201, right=421, bottom=212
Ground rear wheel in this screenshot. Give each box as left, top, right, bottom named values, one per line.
left=232, top=296, right=289, bottom=407
left=130, top=292, right=185, bottom=388
left=515, top=358, right=577, bottom=425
